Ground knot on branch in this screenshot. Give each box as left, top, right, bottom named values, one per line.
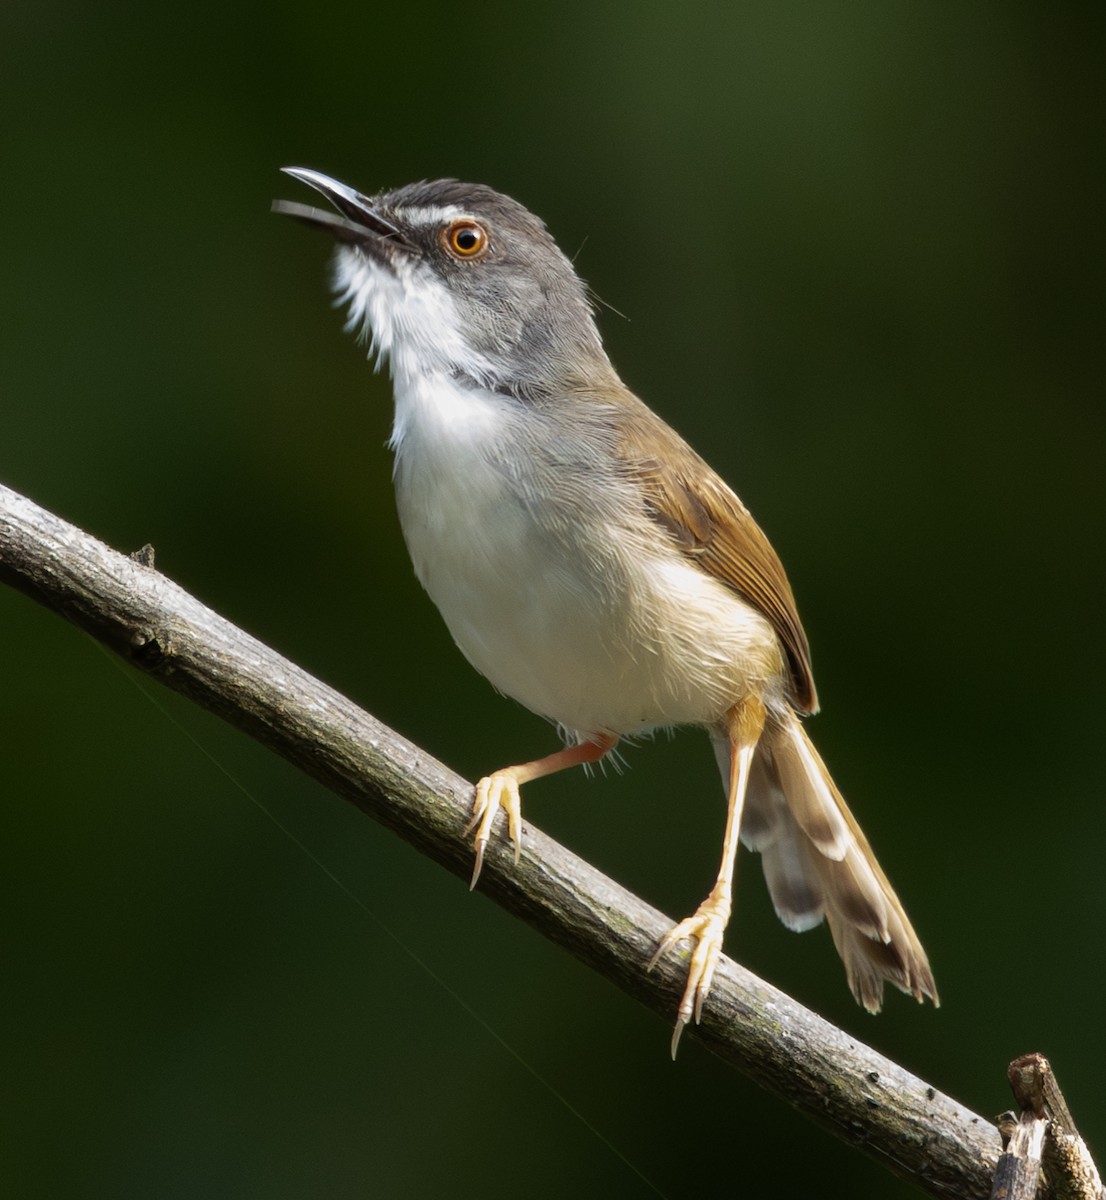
left=129, top=626, right=173, bottom=669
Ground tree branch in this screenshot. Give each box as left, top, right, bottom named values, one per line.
left=0, top=481, right=1001, bottom=1198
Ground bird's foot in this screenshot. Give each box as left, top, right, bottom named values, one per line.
left=466, top=769, right=524, bottom=888
left=649, top=884, right=732, bottom=1057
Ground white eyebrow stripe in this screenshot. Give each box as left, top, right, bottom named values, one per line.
left=400, top=204, right=467, bottom=226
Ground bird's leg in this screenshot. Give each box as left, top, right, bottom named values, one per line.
left=467, top=733, right=618, bottom=888
left=649, top=695, right=766, bottom=1056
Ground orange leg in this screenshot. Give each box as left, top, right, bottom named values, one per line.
left=467, top=734, right=618, bottom=888
left=649, top=696, right=766, bottom=1056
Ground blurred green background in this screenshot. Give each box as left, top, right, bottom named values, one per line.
left=2, top=3, right=1103, bottom=1197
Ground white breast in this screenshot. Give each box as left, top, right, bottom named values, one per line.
left=388, top=371, right=785, bottom=742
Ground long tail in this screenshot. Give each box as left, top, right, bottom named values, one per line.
left=714, top=711, right=938, bottom=1012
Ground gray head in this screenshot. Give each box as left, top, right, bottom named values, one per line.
left=274, top=169, right=615, bottom=398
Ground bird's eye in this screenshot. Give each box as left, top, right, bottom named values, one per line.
left=443, top=219, right=488, bottom=259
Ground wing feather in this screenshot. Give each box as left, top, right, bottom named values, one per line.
left=614, top=399, right=817, bottom=713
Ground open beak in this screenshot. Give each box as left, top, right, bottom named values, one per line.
left=272, top=167, right=418, bottom=256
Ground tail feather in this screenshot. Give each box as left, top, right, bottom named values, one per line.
left=721, top=713, right=938, bottom=1012
left=769, top=728, right=852, bottom=860
left=760, top=833, right=824, bottom=933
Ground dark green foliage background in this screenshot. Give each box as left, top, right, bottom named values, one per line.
left=2, top=4, right=1102, bottom=1197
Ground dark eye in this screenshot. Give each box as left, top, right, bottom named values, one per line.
left=443, top=219, right=488, bottom=259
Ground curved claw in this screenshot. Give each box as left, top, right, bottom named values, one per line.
left=648, top=888, right=732, bottom=1058
left=466, top=770, right=524, bottom=888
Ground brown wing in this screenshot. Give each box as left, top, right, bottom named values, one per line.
left=614, top=399, right=818, bottom=714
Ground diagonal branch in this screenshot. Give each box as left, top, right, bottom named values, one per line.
left=0, top=481, right=1000, bottom=1198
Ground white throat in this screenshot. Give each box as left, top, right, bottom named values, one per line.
left=333, top=245, right=498, bottom=396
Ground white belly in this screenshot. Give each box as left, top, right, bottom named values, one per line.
left=390, top=373, right=784, bottom=740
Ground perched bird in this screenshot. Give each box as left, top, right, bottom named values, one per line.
left=274, top=169, right=937, bottom=1051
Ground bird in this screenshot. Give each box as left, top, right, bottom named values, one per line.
left=274, top=168, right=938, bottom=1052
